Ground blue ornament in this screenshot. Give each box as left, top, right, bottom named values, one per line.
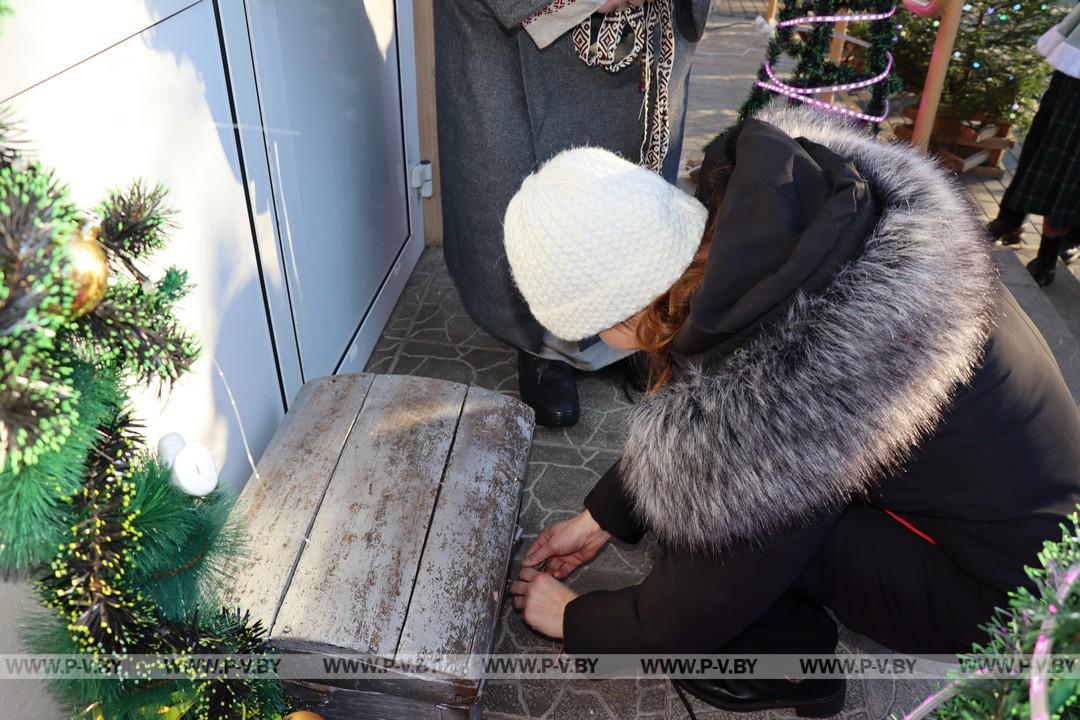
left=1012, top=3, right=1021, bottom=9
left=972, top=61, right=981, bottom=68
left=963, top=2, right=973, bottom=9
left=1011, top=103, right=1020, bottom=110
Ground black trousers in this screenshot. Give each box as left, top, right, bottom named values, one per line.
left=719, top=504, right=1008, bottom=657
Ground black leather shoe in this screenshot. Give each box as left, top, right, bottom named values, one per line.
left=1027, top=255, right=1057, bottom=286
left=672, top=677, right=845, bottom=718
left=1028, top=235, right=1063, bottom=287
left=517, top=351, right=579, bottom=427
left=986, top=217, right=1024, bottom=246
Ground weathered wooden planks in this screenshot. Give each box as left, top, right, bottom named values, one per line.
left=221, top=373, right=375, bottom=626
left=224, top=372, right=535, bottom=717
left=288, top=680, right=481, bottom=720
left=273, top=374, right=467, bottom=654
left=396, top=385, right=533, bottom=680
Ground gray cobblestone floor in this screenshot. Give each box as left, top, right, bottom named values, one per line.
left=363, top=8, right=1072, bottom=718
left=710, top=0, right=768, bottom=19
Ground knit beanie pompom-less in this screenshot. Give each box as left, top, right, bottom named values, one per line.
left=503, top=147, right=709, bottom=342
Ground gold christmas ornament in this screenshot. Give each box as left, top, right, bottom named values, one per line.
left=64, top=224, right=109, bottom=318
left=283, top=713, right=326, bottom=720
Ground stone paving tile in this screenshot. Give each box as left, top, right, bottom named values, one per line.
left=678, top=16, right=769, bottom=191
left=711, top=0, right=768, bottom=19
left=392, top=339, right=518, bottom=395
left=382, top=246, right=440, bottom=339
left=406, top=275, right=507, bottom=351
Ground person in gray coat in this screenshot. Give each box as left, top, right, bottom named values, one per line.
left=434, top=0, right=710, bottom=426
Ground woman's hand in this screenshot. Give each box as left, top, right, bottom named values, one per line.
left=523, top=510, right=612, bottom=579
left=510, top=567, right=578, bottom=639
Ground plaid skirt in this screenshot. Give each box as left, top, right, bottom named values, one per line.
left=1002, top=70, right=1080, bottom=230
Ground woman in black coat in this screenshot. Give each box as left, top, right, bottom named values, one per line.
left=504, top=106, right=1080, bottom=717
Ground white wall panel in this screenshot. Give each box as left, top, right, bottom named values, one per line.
left=0, top=0, right=198, bottom=100
left=243, top=0, right=412, bottom=378
left=0, top=0, right=285, bottom=494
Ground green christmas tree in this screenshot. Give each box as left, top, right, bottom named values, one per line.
left=912, top=515, right=1080, bottom=719
left=740, top=0, right=903, bottom=124
left=0, top=6, right=286, bottom=718
left=892, top=0, right=1066, bottom=131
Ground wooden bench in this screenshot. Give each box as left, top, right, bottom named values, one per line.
left=223, top=373, right=535, bottom=719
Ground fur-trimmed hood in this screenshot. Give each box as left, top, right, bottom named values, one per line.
left=620, top=105, right=999, bottom=550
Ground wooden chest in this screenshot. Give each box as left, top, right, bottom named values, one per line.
left=223, top=373, right=535, bottom=718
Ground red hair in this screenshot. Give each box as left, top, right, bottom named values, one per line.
left=635, top=161, right=733, bottom=393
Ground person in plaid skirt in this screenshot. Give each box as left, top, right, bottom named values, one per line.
left=986, top=2, right=1080, bottom=285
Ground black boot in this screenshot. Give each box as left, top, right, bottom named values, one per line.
left=517, top=351, right=579, bottom=427
left=672, top=677, right=846, bottom=718
left=620, top=351, right=652, bottom=404
left=1027, top=235, right=1063, bottom=287
left=986, top=215, right=1025, bottom=246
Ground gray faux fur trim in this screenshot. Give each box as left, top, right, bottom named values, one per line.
left=620, top=105, right=1000, bottom=550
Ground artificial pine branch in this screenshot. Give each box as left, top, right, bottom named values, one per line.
left=0, top=164, right=81, bottom=469
left=37, top=406, right=156, bottom=654
left=0, top=109, right=20, bottom=169
left=68, top=270, right=199, bottom=387
left=62, top=183, right=199, bottom=387
left=23, top=606, right=287, bottom=720
left=0, top=9, right=279, bottom=705
left=916, top=513, right=1080, bottom=718
left=172, top=609, right=287, bottom=720
left=0, top=364, right=121, bottom=573
left=130, top=458, right=245, bottom=620
left=738, top=0, right=901, bottom=129
left=96, top=181, right=174, bottom=283
left=0, top=164, right=77, bottom=334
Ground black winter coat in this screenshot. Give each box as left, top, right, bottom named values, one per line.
left=562, top=107, right=1080, bottom=655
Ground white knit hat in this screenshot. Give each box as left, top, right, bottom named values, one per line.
left=504, top=147, right=708, bottom=342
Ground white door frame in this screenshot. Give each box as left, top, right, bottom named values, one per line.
left=213, top=0, right=426, bottom=404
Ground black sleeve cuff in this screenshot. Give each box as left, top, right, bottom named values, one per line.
left=584, top=461, right=647, bottom=544
left=564, top=587, right=646, bottom=655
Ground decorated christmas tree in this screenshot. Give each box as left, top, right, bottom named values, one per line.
left=910, top=515, right=1080, bottom=719
left=740, top=0, right=903, bottom=124
left=0, top=7, right=287, bottom=719
left=892, top=0, right=1066, bottom=131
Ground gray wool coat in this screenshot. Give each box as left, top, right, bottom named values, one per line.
left=434, top=0, right=711, bottom=354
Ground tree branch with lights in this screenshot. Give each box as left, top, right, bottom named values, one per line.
left=0, top=12, right=287, bottom=720
left=741, top=0, right=904, bottom=124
